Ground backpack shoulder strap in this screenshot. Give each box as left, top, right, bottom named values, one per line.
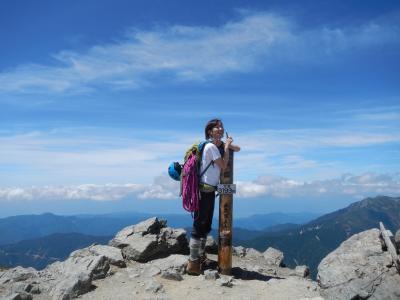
left=199, top=160, right=213, bottom=178
left=198, top=140, right=214, bottom=178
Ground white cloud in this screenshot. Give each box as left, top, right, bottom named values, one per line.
left=0, top=129, right=195, bottom=185
left=236, top=129, right=400, bottom=153
left=0, top=12, right=398, bottom=93
left=0, top=174, right=180, bottom=202
left=0, top=183, right=144, bottom=201
left=235, top=172, right=400, bottom=199
left=0, top=172, right=398, bottom=202
left=137, top=175, right=180, bottom=200
left=0, top=127, right=399, bottom=186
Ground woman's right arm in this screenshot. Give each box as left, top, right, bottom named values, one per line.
left=214, top=138, right=232, bottom=170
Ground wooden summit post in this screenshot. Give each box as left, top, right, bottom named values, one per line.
left=218, top=149, right=234, bottom=275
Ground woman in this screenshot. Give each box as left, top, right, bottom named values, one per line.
left=187, top=118, right=240, bottom=275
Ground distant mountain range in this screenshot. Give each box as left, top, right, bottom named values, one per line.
left=239, top=195, right=400, bottom=278
left=0, top=211, right=317, bottom=270
left=0, top=233, right=111, bottom=270
left=0, top=211, right=318, bottom=245
left=0, top=212, right=151, bottom=245
left=233, top=213, right=319, bottom=230
left=3, top=196, right=398, bottom=276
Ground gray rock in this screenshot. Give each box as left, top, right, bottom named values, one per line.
left=263, top=247, right=284, bottom=266
left=49, top=272, right=92, bottom=300
left=28, top=284, right=40, bottom=295
left=251, top=265, right=265, bottom=273
left=395, top=229, right=400, bottom=253
left=148, top=254, right=188, bottom=275
left=109, top=218, right=188, bottom=262
left=0, top=267, right=38, bottom=285
left=160, top=227, right=189, bottom=255
left=318, top=229, right=400, bottom=300
left=0, top=218, right=188, bottom=300
left=45, top=247, right=111, bottom=299
left=235, top=245, right=280, bottom=261
left=3, top=292, right=32, bottom=300
left=120, top=234, right=159, bottom=261
left=145, top=279, right=164, bottom=293
left=292, top=265, right=309, bottom=278
left=87, top=245, right=126, bottom=267
left=203, top=270, right=219, bottom=280
left=141, top=266, right=161, bottom=278
left=160, top=269, right=183, bottom=281
left=9, top=282, right=35, bottom=294
left=0, top=267, right=41, bottom=300
left=47, top=247, right=110, bottom=281
left=109, top=217, right=162, bottom=245
left=217, top=276, right=234, bottom=287
left=205, top=236, right=218, bottom=254
left=245, top=248, right=263, bottom=259
left=232, top=246, right=246, bottom=257
left=133, top=217, right=165, bottom=235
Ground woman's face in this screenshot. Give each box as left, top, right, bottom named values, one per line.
left=216, top=121, right=224, bottom=136
left=210, top=122, right=224, bottom=141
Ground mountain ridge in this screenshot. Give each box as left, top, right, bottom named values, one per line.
left=0, top=211, right=317, bottom=245
left=239, top=195, right=400, bottom=278
left=0, top=232, right=111, bottom=270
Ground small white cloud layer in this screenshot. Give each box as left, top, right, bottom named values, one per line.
left=0, top=175, right=180, bottom=202
left=0, top=183, right=144, bottom=201
left=0, top=12, right=398, bottom=93
left=0, top=173, right=398, bottom=202
left=236, top=172, right=400, bottom=199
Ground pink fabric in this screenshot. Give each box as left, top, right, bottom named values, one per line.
left=181, top=153, right=200, bottom=213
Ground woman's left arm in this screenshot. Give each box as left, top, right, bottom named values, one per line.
left=224, top=133, right=240, bottom=152
left=229, top=144, right=240, bottom=152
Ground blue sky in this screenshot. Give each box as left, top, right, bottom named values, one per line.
left=0, top=0, right=399, bottom=217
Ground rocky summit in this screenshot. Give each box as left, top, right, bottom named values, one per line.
left=0, top=217, right=399, bottom=300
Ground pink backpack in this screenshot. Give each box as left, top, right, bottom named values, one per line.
left=180, top=141, right=213, bottom=215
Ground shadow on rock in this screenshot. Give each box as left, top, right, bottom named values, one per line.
left=231, top=267, right=283, bottom=281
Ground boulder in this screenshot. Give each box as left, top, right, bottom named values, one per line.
left=217, top=275, right=234, bottom=287
left=205, top=236, right=218, bottom=254
left=203, top=269, right=219, bottom=280
left=147, top=254, right=188, bottom=275
left=87, top=245, right=125, bottom=267
left=395, top=229, right=400, bottom=253
left=232, top=247, right=275, bottom=261
left=132, top=217, right=166, bottom=235
left=232, top=246, right=246, bottom=257
left=160, top=270, right=183, bottom=281
left=292, top=266, right=310, bottom=278
left=318, top=229, right=400, bottom=300
left=245, top=248, right=263, bottom=259
left=45, top=247, right=111, bottom=299
left=49, top=272, right=93, bottom=300
left=47, top=247, right=111, bottom=280
left=0, top=267, right=41, bottom=300
left=109, top=217, right=188, bottom=262
left=263, top=247, right=284, bottom=267
left=0, top=267, right=39, bottom=285
left=144, top=279, right=164, bottom=293
left=3, top=292, right=32, bottom=300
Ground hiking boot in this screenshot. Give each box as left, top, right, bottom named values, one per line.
left=200, top=253, right=217, bottom=270
left=186, top=259, right=201, bottom=275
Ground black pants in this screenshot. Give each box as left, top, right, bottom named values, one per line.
left=191, top=191, right=215, bottom=239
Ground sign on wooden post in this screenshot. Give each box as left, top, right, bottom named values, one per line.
left=218, top=149, right=235, bottom=275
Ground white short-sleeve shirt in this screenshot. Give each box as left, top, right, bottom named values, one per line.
left=200, top=143, right=221, bottom=186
